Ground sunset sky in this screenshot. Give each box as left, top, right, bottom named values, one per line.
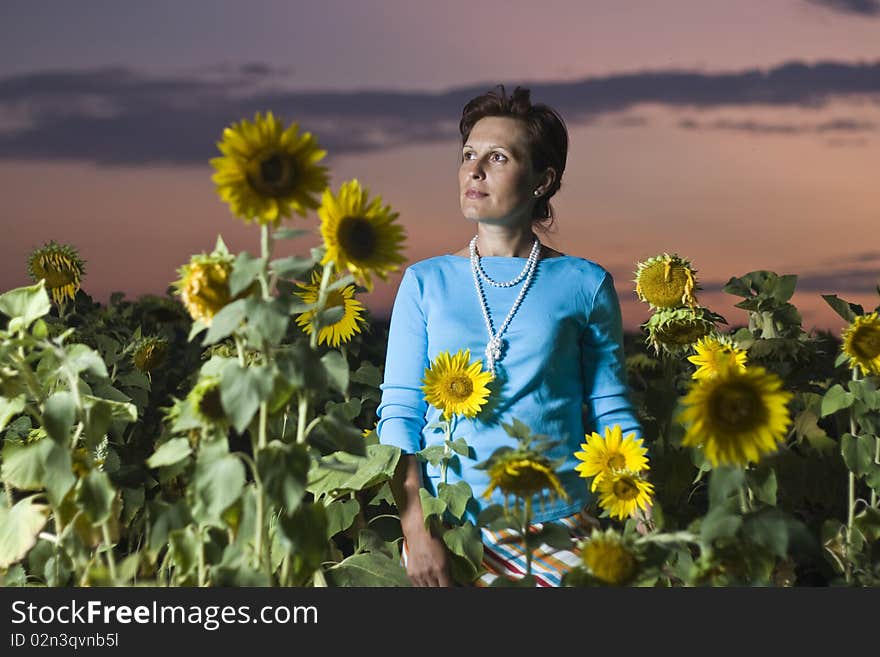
left=1, top=0, right=879, bottom=335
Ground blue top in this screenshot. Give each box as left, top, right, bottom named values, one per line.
left=376, top=253, right=643, bottom=523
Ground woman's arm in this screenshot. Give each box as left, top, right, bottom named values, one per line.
left=390, top=454, right=452, bottom=587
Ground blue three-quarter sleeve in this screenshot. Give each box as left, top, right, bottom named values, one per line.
left=580, top=272, right=644, bottom=442
left=376, top=268, right=429, bottom=454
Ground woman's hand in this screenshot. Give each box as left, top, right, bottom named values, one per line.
left=402, top=522, right=453, bottom=587
left=631, top=504, right=654, bottom=536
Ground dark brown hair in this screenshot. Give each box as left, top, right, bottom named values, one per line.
left=459, top=85, right=568, bottom=232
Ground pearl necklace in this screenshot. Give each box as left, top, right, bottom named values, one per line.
left=469, top=235, right=541, bottom=376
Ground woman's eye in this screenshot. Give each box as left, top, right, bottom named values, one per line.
left=491, top=152, right=507, bottom=162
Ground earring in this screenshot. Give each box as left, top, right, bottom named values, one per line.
left=533, top=189, right=541, bottom=197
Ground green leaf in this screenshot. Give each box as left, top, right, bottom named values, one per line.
left=0, top=395, right=26, bottom=432
left=82, top=395, right=137, bottom=423
left=854, top=507, right=880, bottom=543
left=793, top=409, right=836, bottom=453
left=315, top=305, right=345, bottom=329
left=0, top=439, right=75, bottom=498
left=771, top=275, right=798, bottom=303
left=307, top=444, right=400, bottom=499
left=75, top=470, right=116, bottom=525
left=325, top=498, right=360, bottom=538
left=0, top=496, right=49, bottom=568
left=202, top=298, right=247, bottom=345
left=325, top=552, right=411, bottom=587
left=419, top=488, right=446, bottom=524
left=442, top=523, right=484, bottom=570
left=0, top=281, right=51, bottom=328
left=168, top=526, right=200, bottom=579
left=257, top=441, right=309, bottom=514
left=746, top=465, right=777, bottom=506
left=192, top=453, right=245, bottom=524
left=742, top=508, right=789, bottom=558
left=416, top=445, right=447, bottom=467
left=450, top=437, right=472, bottom=458
left=276, top=503, right=328, bottom=584
left=321, top=351, right=349, bottom=395
left=866, top=465, right=880, bottom=494
left=275, top=343, right=326, bottom=391
left=350, top=362, right=382, bottom=388
left=270, top=255, right=315, bottom=280
left=147, top=438, right=192, bottom=468
left=821, top=384, right=854, bottom=417
left=220, top=362, right=275, bottom=433
left=245, top=296, right=289, bottom=345
left=534, top=522, right=575, bottom=550
left=229, top=252, right=265, bottom=297
left=700, top=504, right=742, bottom=543
left=1, top=435, right=43, bottom=490
left=437, top=481, right=473, bottom=521
left=708, top=466, right=745, bottom=508
left=63, top=344, right=108, bottom=379
left=308, top=405, right=366, bottom=456
left=42, top=391, right=76, bottom=444
left=272, top=228, right=309, bottom=241
left=82, top=398, right=113, bottom=449
left=722, top=276, right=753, bottom=299
left=325, top=398, right=362, bottom=421
left=821, top=294, right=858, bottom=323
left=841, top=433, right=876, bottom=477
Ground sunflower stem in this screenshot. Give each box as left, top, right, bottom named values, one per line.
left=296, top=391, right=309, bottom=445
left=872, top=436, right=879, bottom=509
left=234, top=334, right=247, bottom=367
left=258, top=401, right=268, bottom=450
left=310, top=263, right=334, bottom=350
left=845, top=367, right=860, bottom=583
left=259, top=224, right=274, bottom=299
left=101, top=522, right=118, bottom=585
left=523, top=497, right=534, bottom=577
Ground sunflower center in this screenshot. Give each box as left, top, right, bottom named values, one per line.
left=325, top=289, right=346, bottom=310
left=708, top=381, right=765, bottom=432
left=246, top=151, right=297, bottom=197
left=337, top=216, right=378, bottom=262
left=612, top=477, right=640, bottom=501
left=852, top=326, right=880, bottom=360
left=199, top=386, right=225, bottom=422
left=445, top=375, right=474, bottom=401
left=639, top=263, right=692, bottom=308
left=607, top=453, right=627, bottom=470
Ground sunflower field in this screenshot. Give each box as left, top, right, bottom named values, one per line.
left=1, top=112, right=879, bottom=588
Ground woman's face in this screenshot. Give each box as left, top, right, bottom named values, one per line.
left=458, top=116, right=543, bottom=227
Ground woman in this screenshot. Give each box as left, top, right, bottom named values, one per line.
left=376, top=85, right=644, bottom=587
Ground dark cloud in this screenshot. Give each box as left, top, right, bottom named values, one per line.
left=805, top=0, right=880, bottom=17
left=1, top=60, right=879, bottom=165
left=679, top=117, right=875, bottom=135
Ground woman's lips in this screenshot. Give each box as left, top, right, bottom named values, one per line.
left=465, top=189, right=488, bottom=199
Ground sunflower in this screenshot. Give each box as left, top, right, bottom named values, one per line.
left=687, top=335, right=748, bottom=380
left=574, top=424, right=649, bottom=492
left=172, top=251, right=235, bottom=326
left=841, top=312, right=880, bottom=376
left=634, top=253, right=699, bottom=309
left=482, top=452, right=569, bottom=504
left=187, top=376, right=226, bottom=427
left=421, top=349, right=493, bottom=420
left=580, top=529, right=639, bottom=585
left=27, top=241, right=86, bottom=305
left=318, top=179, right=406, bottom=291
left=677, top=365, right=793, bottom=467
left=294, top=269, right=367, bottom=347
left=596, top=470, right=654, bottom=521
left=644, top=306, right=721, bottom=356
left=132, top=336, right=169, bottom=374
left=210, top=111, right=328, bottom=226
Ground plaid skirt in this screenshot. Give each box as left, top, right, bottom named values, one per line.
left=402, top=507, right=599, bottom=587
